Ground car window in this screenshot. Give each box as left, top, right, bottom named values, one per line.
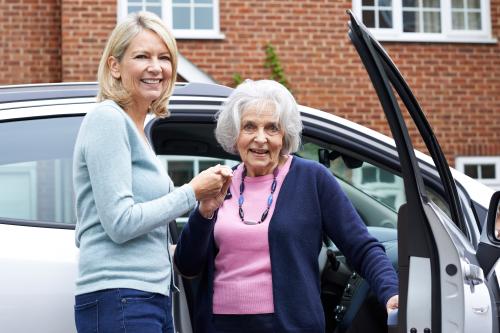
left=297, top=141, right=453, bottom=228
left=0, top=116, right=82, bottom=224
left=298, top=142, right=406, bottom=223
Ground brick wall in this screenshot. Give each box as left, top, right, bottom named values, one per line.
left=0, top=0, right=498, bottom=163
left=61, top=0, right=117, bottom=82
left=177, top=0, right=500, bottom=162
left=0, top=0, right=61, bottom=83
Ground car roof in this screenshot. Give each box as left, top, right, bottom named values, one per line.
left=0, top=82, right=233, bottom=104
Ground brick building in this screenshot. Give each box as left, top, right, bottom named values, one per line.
left=1, top=0, right=499, bottom=188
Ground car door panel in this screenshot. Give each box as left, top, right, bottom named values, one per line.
left=0, top=223, right=77, bottom=333
left=424, top=203, right=492, bottom=332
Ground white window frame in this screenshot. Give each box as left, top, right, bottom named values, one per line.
left=455, top=156, right=500, bottom=189
left=118, top=0, right=225, bottom=40
left=352, top=0, right=495, bottom=43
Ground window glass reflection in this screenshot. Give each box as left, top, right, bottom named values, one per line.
left=194, top=7, right=213, bottom=29
left=403, top=0, right=418, bottom=7
left=468, top=12, right=481, bottom=30
left=363, top=10, right=376, bottom=27
left=168, top=161, right=194, bottom=186
left=379, top=10, right=393, bottom=28
left=481, top=164, right=495, bottom=179
left=0, top=116, right=82, bottom=224
left=173, top=7, right=191, bottom=29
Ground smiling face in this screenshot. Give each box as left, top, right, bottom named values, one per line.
left=236, top=104, right=284, bottom=177
left=108, top=29, right=172, bottom=113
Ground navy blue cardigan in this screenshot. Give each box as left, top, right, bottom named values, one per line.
left=174, top=157, right=398, bottom=333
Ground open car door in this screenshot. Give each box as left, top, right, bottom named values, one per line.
left=347, top=10, right=499, bottom=333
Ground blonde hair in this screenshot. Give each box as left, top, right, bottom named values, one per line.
left=97, top=11, right=178, bottom=117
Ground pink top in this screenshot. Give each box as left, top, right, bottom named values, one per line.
left=212, top=156, right=293, bottom=314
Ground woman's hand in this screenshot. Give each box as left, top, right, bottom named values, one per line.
left=386, top=294, right=399, bottom=314
left=198, top=175, right=232, bottom=219
left=189, top=165, right=232, bottom=201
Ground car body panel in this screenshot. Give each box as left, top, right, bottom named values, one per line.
left=0, top=224, right=77, bottom=333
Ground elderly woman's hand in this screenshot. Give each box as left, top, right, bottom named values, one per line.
left=198, top=175, right=232, bottom=219
left=190, top=165, right=232, bottom=201
left=386, top=294, right=399, bottom=314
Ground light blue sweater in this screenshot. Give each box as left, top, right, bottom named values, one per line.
left=73, top=100, right=196, bottom=296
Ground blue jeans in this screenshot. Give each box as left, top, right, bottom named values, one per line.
left=74, top=288, right=174, bottom=333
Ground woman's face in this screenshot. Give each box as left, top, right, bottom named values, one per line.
left=109, top=29, right=172, bottom=112
left=236, top=104, right=284, bottom=177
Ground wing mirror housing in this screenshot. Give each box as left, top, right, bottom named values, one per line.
left=476, top=190, right=500, bottom=277
left=318, top=149, right=340, bottom=168
left=318, top=149, right=363, bottom=169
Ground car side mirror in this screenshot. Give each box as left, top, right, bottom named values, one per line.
left=476, top=190, right=500, bottom=276
left=318, top=149, right=363, bottom=169
left=318, top=149, right=341, bottom=168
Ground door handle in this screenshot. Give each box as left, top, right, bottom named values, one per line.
left=462, top=262, right=484, bottom=285
left=472, top=305, right=489, bottom=314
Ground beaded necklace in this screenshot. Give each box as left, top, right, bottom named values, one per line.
left=237, top=165, right=279, bottom=225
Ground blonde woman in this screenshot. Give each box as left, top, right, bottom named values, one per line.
left=73, top=12, right=230, bottom=333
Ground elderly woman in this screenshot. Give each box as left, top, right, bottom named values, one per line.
left=73, top=12, right=230, bottom=333
left=174, top=79, right=398, bottom=333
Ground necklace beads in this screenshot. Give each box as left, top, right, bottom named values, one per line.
left=238, top=166, right=279, bottom=225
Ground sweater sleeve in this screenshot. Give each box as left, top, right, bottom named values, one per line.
left=82, top=105, right=196, bottom=244
left=174, top=207, right=216, bottom=277
left=317, top=164, right=398, bottom=306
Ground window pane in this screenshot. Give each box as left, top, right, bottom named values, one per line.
left=423, top=0, right=440, bottom=8
left=128, top=5, right=142, bottom=14
left=362, top=10, right=376, bottom=27
left=146, top=5, right=162, bottom=18
left=468, top=12, right=481, bottom=30
left=380, top=195, right=396, bottom=208
left=481, top=164, right=495, bottom=179
left=362, top=0, right=375, bottom=5
left=464, top=164, right=478, bottom=178
left=199, top=160, right=224, bottom=172
left=168, top=161, right=194, bottom=186
left=195, top=0, right=213, bottom=3
left=423, top=11, right=441, bottom=32
left=173, top=7, right=191, bottom=29
left=403, top=0, right=418, bottom=7
left=0, top=117, right=83, bottom=224
left=147, top=0, right=161, bottom=3
left=194, top=7, right=213, bottom=29
left=452, top=0, right=464, bottom=8
left=379, top=0, right=392, bottom=6
left=452, top=12, right=465, bottom=29
left=379, top=10, right=393, bottom=28
left=403, top=11, right=419, bottom=32
left=380, top=169, right=395, bottom=183
left=173, top=0, right=190, bottom=3
left=298, top=142, right=408, bottom=220
left=467, top=0, right=480, bottom=9
left=361, top=167, right=377, bottom=184
left=0, top=160, right=74, bottom=223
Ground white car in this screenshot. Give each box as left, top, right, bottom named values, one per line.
left=0, top=12, right=498, bottom=333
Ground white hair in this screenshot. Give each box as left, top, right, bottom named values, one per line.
left=215, top=79, right=302, bottom=155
